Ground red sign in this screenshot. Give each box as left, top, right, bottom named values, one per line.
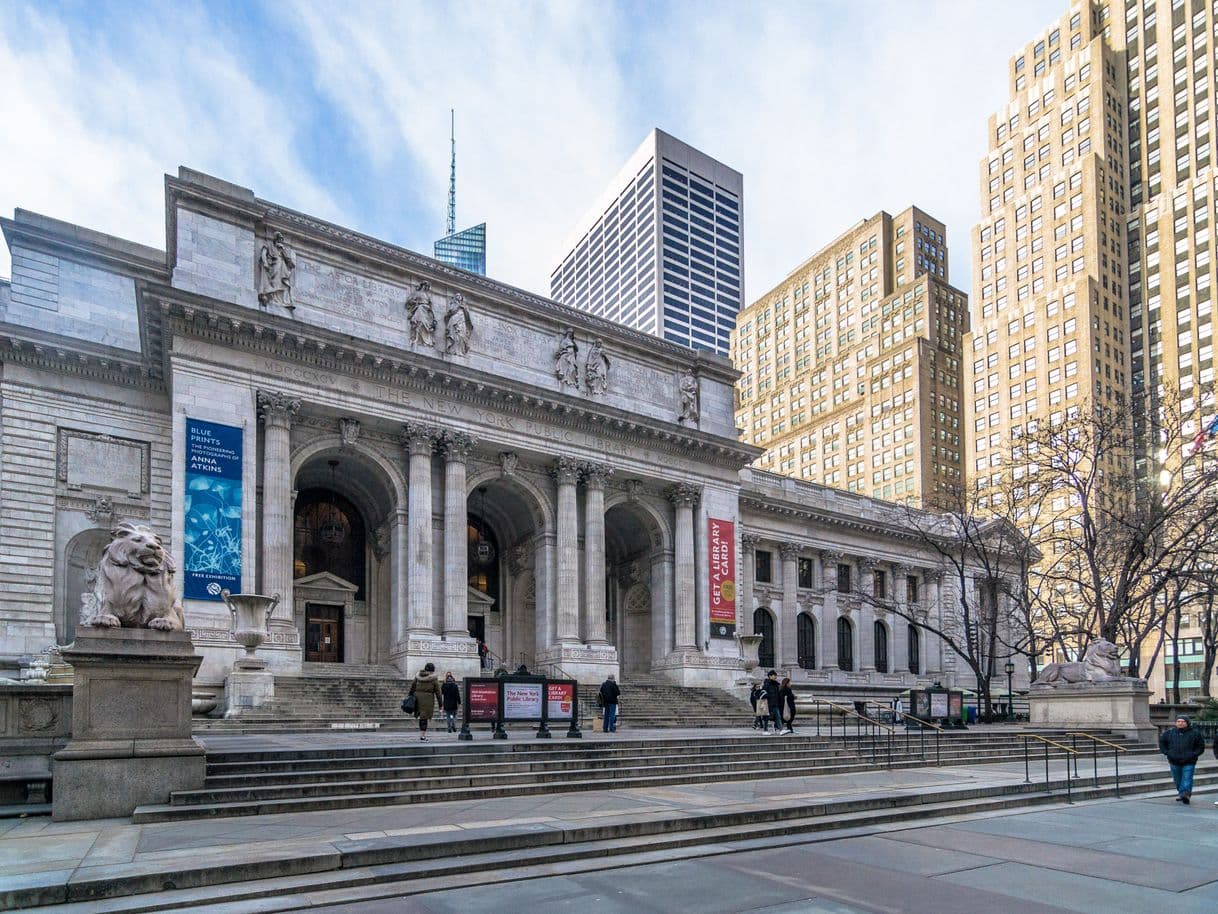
left=708, top=517, right=736, bottom=638
left=547, top=682, right=574, bottom=720
left=467, top=680, right=499, bottom=721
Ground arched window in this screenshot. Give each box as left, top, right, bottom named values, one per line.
left=797, top=614, right=816, bottom=670
left=467, top=515, right=500, bottom=601
left=837, top=616, right=854, bottom=671
left=293, top=489, right=366, bottom=598
left=874, top=620, right=889, bottom=673
left=754, top=608, right=775, bottom=669
left=908, top=624, right=921, bottom=675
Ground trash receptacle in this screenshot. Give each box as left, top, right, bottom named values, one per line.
left=965, top=706, right=977, bottom=724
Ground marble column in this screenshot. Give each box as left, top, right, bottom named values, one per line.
left=581, top=462, right=613, bottom=644
left=820, top=550, right=842, bottom=669
left=441, top=432, right=477, bottom=638
left=740, top=534, right=761, bottom=635
left=891, top=564, right=910, bottom=673
left=390, top=508, right=408, bottom=642
left=669, top=483, right=699, bottom=651
left=553, top=457, right=581, bottom=644
left=401, top=423, right=439, bottom=635
left=926, top=569, right=945, bottom=674
left=257, top=390, right=299, bottom=627
left=858, top=558, right=876, bottom=672
left=779, top=542, right=799, bottom=670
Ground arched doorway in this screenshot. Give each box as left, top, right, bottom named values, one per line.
left=621, top=583, right=652, bottom=675
left=874, top=620, right=889, bottom=673
left=797, top=613, right=816, bottom=670
left=754, top=607, right=775, bottom=669
left=837, top=616, right=854, bottom=672
left=908, top=623, right=921, bottom=675
left=605, top=501, right=668, bottom=673
left=61, top=528, right=111, bottom=644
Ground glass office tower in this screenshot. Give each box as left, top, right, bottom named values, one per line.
left=434, top=223, right=486, bottom=275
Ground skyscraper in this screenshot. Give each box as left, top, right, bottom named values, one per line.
left=434, top=111, right=487, bottom=275
left=550, top=129, right=743, bottom=355
left=732, top=207, right=967, bottom=507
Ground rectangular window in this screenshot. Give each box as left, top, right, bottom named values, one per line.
left=797, top=557, right=814, bottom=589
left=907, top=576, right=919, bottom=604
left=837, top=563, right=852, bottom=594
left=873, top=570, right=887, bottom=600
left=755, top=549, right=772, bottom=584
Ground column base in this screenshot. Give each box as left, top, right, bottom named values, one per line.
left=392, top=635, right=480, bottom=678
left=652, top=649, right=743, bottom=688
left=224, top=668, right=276, bottom=717
left=535, top=644, right=618, bottom=684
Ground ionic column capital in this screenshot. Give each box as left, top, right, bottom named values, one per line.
left=257, top=390, right=301, bottom=428
left=552, top=456, right=582, bottom=486
left=858, top=557, right=878, bottom=575
left=667, top=482, right=700, bottom=509
left=923, top=568, right=944, bottom=585
left=820, top=550, right=844, bottom=565
left=400, top=422, right=440, bottom=456
left=441, top=431, right=478, bottom=463
left=741, top=533, right=763, bottom=554
left=778, top=541, right=801, bottom=562
left=581, top=462, right=614, bottom=490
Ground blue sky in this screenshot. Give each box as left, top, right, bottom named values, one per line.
left=0, top=0, right=1066, bottom=302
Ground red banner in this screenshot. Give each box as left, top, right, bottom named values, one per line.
left=708, top=517, right=736, bottom=638
left=547, top=682, right=574, bottom=720
left=467, top=680, right=499, bottom=721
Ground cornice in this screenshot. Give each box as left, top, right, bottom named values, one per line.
left=738, top=494, right=920, bottom=542
left=148, top=286, right=761, bottom=470
left=0, top=322, right=162, bottom=392
left=163, top=172, right=739, bottom=385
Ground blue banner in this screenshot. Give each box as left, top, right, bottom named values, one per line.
left=184, top=418, right=243, bottom=600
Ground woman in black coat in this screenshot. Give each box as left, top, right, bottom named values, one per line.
left=778, top=677, right=796, bottom=735
left=441, top=672, right=462, bottom=733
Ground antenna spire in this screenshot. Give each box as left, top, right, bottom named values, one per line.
left=446, top=109, right=456, bottom=237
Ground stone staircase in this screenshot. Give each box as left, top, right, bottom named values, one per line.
left=135, top=727, right=1154, bottom=823
left=194, top=667, right=756, bottom=732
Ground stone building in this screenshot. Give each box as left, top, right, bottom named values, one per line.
left=0, top=168, right=1022, bottom=700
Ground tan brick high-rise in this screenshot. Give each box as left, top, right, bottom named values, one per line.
left=732, top=207, right=967, bottom=508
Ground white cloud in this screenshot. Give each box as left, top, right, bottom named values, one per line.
left=0, top=4, right=341, bottom=280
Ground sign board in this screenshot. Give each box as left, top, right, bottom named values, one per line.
left=547, top=682, right=575, bottom=720
left=911, top=691, right=930, bottom=718
left=930, top=692, right=949, bottom=719
left=503, top=682, right=544, bottom=720
left=467, top=680, right=499, bottom=721
left=948, top=692, right=963, bottom=720
left=708, top=517, right=736, bottom=638
left=184, top=418, right=243, bottom=600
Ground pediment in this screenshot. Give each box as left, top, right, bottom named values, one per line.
left=468, top=585, right=495, bottom=608
left=295, top=571, right=359, bottom=594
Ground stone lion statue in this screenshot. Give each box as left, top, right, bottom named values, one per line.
left=80, top=522, right=185, bottom=632
left=1032, top=638, right=1123, bottom=687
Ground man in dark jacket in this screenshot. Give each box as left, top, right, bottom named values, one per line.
left=1159, top=714, right=1207, bottom=804
left=599, top=674, right=621, bottom=732
left=761, top=670, right=783, bottom=735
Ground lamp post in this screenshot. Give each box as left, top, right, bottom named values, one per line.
left=1004, top=660, right=1016, bottom=721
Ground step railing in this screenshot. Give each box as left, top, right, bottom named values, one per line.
left=809, top=698, right=898, bottom=767
left=1019, top=733, right=1078, bottom=802
left=1066, top=731, right=1128, bottom=797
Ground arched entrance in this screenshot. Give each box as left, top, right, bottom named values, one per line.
left=754, top=607, right=775, bottom=669
left=605, top=500, right=669, bottom=674
left=60, top=528, right=111, bottom=644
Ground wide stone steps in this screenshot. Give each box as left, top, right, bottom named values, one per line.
left=27, top=767, right=1217, bottom=913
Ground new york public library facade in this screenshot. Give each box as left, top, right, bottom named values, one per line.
left=0, top=168, right=1022, bottom=703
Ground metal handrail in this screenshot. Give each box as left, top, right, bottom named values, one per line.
left=809, top=698, right=897, bottom=768
left=898, top=712, right=946, bottom=732
left=1066, top=732, right=1127, bottom=797
left=1019, top=732, right=1078, bottom=802
left=810, top=698, right=897, bottom=733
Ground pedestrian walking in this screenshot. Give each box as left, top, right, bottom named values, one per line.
left=599, top=673, right=621, bottom=733
left=749, top=682, right=770, bottom=730
left=762, top=670, right=783, bottom=735
left=441, top=671, right=461, bottom=733
left=1159, top=714, right=1206, bottom=803
left=408, top=662, right=443, bottom=741
left=478, top=640, right=490, bottom=670
left=778, top=677, right=796, bottom=735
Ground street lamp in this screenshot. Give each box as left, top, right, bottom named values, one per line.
left=1004, top=660, right=1016, bottom=721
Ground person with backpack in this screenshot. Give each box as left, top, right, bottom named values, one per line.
left=598, top=674, right=621, bottom=733
left=407, top=662, right=443, bottom=741
left=1159, top=714, right=1206, bottom=804
left=441, top=671, right=461, bottom=733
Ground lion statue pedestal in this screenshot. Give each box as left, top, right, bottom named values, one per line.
left=51, top=523, right=205, bottom=821
left=1028, top=639, right=1155, bottom=743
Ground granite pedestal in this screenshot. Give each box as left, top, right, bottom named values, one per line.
left=1028, top=679, right=1156, bottom=743
left=52, top=627, right=205, bottom=821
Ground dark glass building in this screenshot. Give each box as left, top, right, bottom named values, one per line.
left=434, top=223, right=486, bottom=275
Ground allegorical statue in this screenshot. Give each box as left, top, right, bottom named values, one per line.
left=444, top=293, right=473, bottom=355
left=585, top=339, right=610, bottom=395
left=555, top=329, right=579, bottom=388
left=406, top=280, right=437, bottom=347
left=1032, top=639, right=1126, bottom=687
left=678, top=371, right=699, bottom=423
left=257, top=231, right=296, bottom=311
left=79, top=522, right=186, bottom=632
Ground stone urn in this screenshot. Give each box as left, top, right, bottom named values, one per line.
left=220, top=590, right=279, bottom=670
left=192, top=690, right=219, bottom=717
left=737, top=633, right=763, bottom=672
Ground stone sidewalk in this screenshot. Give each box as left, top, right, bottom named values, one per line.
left=0, top=740, right=1210, bottom=910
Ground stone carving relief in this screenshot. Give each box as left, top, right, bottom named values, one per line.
left=499, top=451, right=519, bottom=478
left=678, top=371, right=699, bottom=423
left=339, top=417, right=361, bottom=448
left=624, top=479, right=643, bottom=503
left=555, top=329, right=579, bottom=388
left=406, top=280, right=437, bottom=347
left=79, top=522, right=185, bottom=631
left=444, top=293, right=473, bottom=355
left=85, top=495, right=115, bottom=525
left=257, top=231, right=296, bottom=311
left=585, top=340, right=610, bottom=395
left=1032, top=639, right=1127, bottom=687
left=18, top=697, right=58, bottom=733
